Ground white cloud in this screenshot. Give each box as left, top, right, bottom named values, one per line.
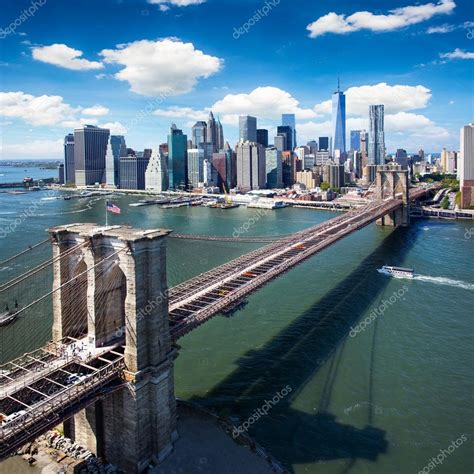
left=314, top=83, right=432, bottom=116
left=212, top=87, right=318, bottom=121
left=147, top=0, right=205, bottom=7
left=81, top=105, right=110, bottom=116
left=153, top=106, right=208, bottom=121
left=426, top=23, right=455, bottom=33
left=0, top=91, right=120, bottom=132
left=100, top=122, right=128, bottom=134
left=307, top=0, right=455, bottom=38
left=440, top=48, right=474, bottom=59
left=100, top=39, right=222, bottom=96
left=0, top=91, right=79, bottom=126
left=152, top=86, right=318, bottom=127
left=32, top=44, right=103, bottom=71
left=297, top=113, right=450, bottom=151
left=1, top=139, right=63, bottom=159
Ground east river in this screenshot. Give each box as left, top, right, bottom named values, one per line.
left=0, top=177, right=472, bottom=473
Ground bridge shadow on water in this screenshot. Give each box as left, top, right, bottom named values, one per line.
left=190, top=224, right=421, bottom=472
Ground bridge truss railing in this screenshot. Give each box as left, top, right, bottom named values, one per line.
left=0, top=351, right=125, bottom=459
left=170, top=197, right=402, bottom=339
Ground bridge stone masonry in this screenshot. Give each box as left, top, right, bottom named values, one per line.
left=375, top=164, right=410, bottom=227
left=51, top=224, right=178, bottom=472
left=0, top=167, right=438, bottom=472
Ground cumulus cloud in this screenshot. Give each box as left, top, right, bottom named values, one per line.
left=148, top=0, right=205, bottom=6
left=440, top=48, right=474, bottom=59
left=100, top=39, right=222, bottom=96
left=100, top=122, right=128, bottom=134
left=297, top=113, right=449, bottom=151
left=314, top=83, right=432, bottom=116
left=0, top=91, right=79, bottom=126
left=153, top=86, right=317, bottom=126
left=32, top=44, right=103, bottom=71
left=307, top=0, right=455, bottom=38
left=212, top=87, right=317, bottom=121
left=426, top=23, right=455, bottom=33
left=81, top=105, right=110, bottom=116
left=153, top=106, right=208, bottom=121
left=0, top=91, right=123, bottom=132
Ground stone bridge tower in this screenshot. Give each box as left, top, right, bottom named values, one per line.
left=49, top=223, right=177, bottom=473
left=376, top=164, right=410, bottom=227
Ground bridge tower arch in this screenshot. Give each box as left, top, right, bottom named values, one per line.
left=49, top=224, right=177, bottom=473
left=375, top=164, right=410, bottom=227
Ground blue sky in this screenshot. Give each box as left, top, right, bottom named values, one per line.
left=0, top=0, right=473, bottom=159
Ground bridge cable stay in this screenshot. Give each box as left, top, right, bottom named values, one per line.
left=0, top=238, right=50, bottom=268
left=0, top=242, right=89, bottom=294
left=1, top=247, right=129, bottom=363
left=1, top=257, right=128, bottom=365
left=44, top=258, right=130, bottom=350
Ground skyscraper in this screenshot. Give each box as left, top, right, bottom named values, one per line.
left=460, top=123, right=474, bottom=209
left=277, top=126, right=293, bottom=151
left=167, top=123, right=188, bottom=190
left=110, top=135, right=127, bottom=187
left=187, top=148, right=205, bottom=189
left=58, top=163, right=65, bottom=185
left=368, top=105, right=385, bottom=166
left=224, top=142, right=237, bottom=190
left=212, top=152, right=227, bottom=189
left=64, top=133, right=75, bottom=184
left=192, top=121, right=207, bottom=148
left=207, top=111, right=218, bottom=152
left=236, top=141, right=265, bottom=191
left=274, top=135, right=285, bottom=153
left=318, top=137, right=329, bottom=151
left=145, top=149, right=168, bottom=192
left=257, top=129, right=269, bottom=148
left=105, top=140, right=115, bottom=187
left=239, top=115, right=257, bottom=142
left=216, top=118, right=224, bottom=151
left=265, top=147, right=283, bottom=189
left=119, top=153, right=150, bottom=190
left=332, top=81, right=346, bottom=156
left=350, top=130, right=362, bottom=151
left=395, top=149, right=408, bottom=168
left=74, top=125, right=110, bottom=186
left=282, top=114, right=297, bottom=149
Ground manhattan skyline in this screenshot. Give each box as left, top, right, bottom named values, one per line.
left=0, top=0, right=473, bottom=159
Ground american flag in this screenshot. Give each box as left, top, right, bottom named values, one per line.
left=106, top=201, right=121, bottom=214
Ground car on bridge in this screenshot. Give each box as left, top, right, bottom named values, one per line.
left=0, top=410, right=27, bottom=428
left=66, top=374, right=89, bottom=385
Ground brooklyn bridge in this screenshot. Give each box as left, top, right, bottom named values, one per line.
left=0, top=166, right=438, bottom=472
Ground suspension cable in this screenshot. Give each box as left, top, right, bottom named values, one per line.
left=0, top=238, right=50, bottom=267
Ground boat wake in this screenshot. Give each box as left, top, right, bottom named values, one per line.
left=413, top=275, right=474, bottom=291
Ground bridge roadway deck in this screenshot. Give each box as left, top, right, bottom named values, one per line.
left=0, top=338, right=125, bottom=459
left=167, top=193, right=416, bottom=339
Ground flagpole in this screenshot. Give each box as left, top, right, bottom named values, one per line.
left=105, top=200, right=108, bottom=227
